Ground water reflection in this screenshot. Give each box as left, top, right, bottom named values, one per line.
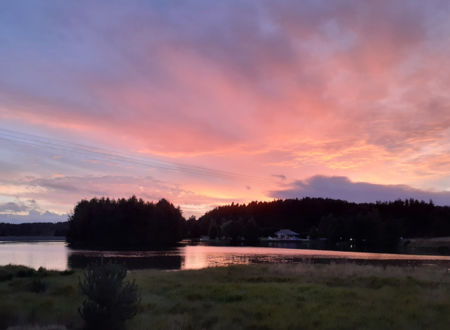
left=181, top=245, right=450, bottom=269
left=68, top=251, right=182, bottom=270
left=2, top=241, right=450, bottom=271
left=0, top=241, right=69, bottom=270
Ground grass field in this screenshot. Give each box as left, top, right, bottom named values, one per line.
left=0, top=263, right=449, bottom=330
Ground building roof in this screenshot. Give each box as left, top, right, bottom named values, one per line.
left=275, top=229, right=299, bottom=236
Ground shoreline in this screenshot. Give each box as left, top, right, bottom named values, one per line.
left=0, top=236, right=66, bottom=242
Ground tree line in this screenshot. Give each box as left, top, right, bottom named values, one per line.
left=186, top=198, right=450, bottom=250
left=66, top=196, right=184, bottom=248
left=3, top=197, right=450, bottom=250
left=0, top=222, right=68, bottom=237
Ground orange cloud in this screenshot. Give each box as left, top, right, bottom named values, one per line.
left=1, top=1, right=450, bottom=216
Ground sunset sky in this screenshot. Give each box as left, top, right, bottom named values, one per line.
left=1, top=0, right=450, bottom=222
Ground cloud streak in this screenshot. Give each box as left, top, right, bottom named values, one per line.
left=0, top=1, right=450, bottom=216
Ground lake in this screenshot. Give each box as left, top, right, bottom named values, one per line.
left=2, top=239, right=450, bottom=271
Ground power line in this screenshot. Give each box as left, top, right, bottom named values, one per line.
left=0, top=127, right=270, bottom=184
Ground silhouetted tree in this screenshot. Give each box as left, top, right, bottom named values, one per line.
left=208, top=219, right=220, bottom=239
left=65, top=196, right=450, bottom=251
left=221, top=220, right=244, bottom=241
left=66, top=196, right=185, bottom=248
left=79, top=262, right=140, bottom=330
left=194, top=198, right=450, bottom=250
left=242, top=218, right=260, bottom=242
left=185, top=216, right=201, bottom=238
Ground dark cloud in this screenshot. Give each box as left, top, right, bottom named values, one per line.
left=0, top=199, right=67, bottom=223
left=0, top=210, right=67, bottom=223
left=0, top=202, right=29, bottom=213
left=272, top=174, right=286, bottom=180
left=270, top=175, right=450, bottom=205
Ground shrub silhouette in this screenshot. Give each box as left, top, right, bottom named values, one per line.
left=29, top=277, right=47, bottom=293
left=0, top=265, right=36, bottom=282
left=79, top=262, right=140, bottom=330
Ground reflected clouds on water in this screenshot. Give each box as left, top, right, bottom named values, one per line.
left=2, top=241, right=450, bottom=271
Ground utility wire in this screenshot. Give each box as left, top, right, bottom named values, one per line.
left=0, top=127, right=271, bottom=184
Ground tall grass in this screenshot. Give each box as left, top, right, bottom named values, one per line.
left=0, top=263, right=449, bottom=329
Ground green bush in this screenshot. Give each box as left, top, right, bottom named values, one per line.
left=16, top=267, right=35, bottom=278
left=0, top=265, right=36, bottom=281
left=60, top=270, right=75, bottom=276
left=79, top=263, right=140, bottom=330
left=0, top=269, right=14, bottom=282
left=37, top=266, right=51, bottom=276
left=28, top=277, right=48, bottom=293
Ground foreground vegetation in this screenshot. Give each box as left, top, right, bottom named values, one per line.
left=1, top=263, right=450, bottom=329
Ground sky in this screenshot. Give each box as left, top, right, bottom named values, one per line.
left=1, top=0, right=450, bottom=222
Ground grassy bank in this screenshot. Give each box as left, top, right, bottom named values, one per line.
left=405, top=237, right=450, bottom=255
left=0, top=263, right=449, bottom=330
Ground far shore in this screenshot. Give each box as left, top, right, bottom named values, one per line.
left=0, top=236, right=66, bottom=242
left=402, top=236, right=450, bottom=254
left=408, top=236, right=450, bottom=245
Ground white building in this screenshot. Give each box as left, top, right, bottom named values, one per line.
left=273, top=229, right=299, bottom=240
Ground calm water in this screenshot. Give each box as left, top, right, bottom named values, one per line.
left=2, top=240, right=450, bottom=271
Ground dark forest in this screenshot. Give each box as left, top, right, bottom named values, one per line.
left=2, top=197, right=450, bottom=251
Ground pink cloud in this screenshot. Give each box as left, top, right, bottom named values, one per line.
left=1, top=1, right=450, bottom=216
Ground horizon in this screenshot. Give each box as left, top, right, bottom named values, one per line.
left=1, top=1, right=450, bottom=222
left=0, top=195, right=443, bottom=224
